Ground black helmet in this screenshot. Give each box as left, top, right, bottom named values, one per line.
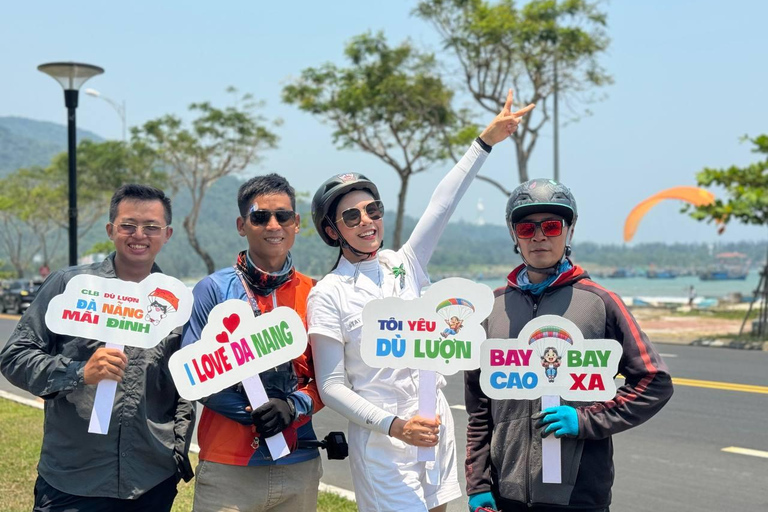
left=312, top=173, right=381, bottom=247
left=506, top=178, right=577, bottom=227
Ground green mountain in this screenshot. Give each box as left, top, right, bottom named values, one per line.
left=1, top=116, right=766, bottom=280
left=0, top=116, right=102, bottom=175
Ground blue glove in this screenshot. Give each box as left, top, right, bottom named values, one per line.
left=468, top=491, right=497, bottom=512
left=533, top=406, right=579, bottom=438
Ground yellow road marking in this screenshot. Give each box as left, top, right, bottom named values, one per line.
left=672, top=377, right=768, bottom=395
left=0, top=313, right=21, bottom=320
left=618, top=375, right=768, bottom=395
left=721, top=447, right=768, bottom=459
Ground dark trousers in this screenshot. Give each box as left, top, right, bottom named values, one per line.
left=496, top=496, right=609, bottom=512
left=33, top=474, right=178, bottom=512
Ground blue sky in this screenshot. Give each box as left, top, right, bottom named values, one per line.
left=2, top=0, right=766, bottom=245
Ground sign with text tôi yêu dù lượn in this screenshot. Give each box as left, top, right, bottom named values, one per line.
left=479, top=315, right=623, bottom=402
left=361, top=277, right=494, bottom=463
left=361, top=278, right=494, bottom=375
left=168, top=299, right=308, bottom=402
left=44, top=273, right=193, bottom=349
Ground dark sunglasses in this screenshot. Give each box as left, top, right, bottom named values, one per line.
left=514, top=219, right=565, bottom=239
left=337, top=200, right=384, bottom=228
left=248, top=209, right=297, bottom=227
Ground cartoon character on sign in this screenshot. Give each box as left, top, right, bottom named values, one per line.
left=436, top=298, right=475, bottom=338
left=541, top=347, right=561, bottom=383
left=529, top=326, right=573, bottom=384
left=145, top=288, right=180, bottom=326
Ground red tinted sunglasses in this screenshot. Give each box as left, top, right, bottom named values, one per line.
left=514, top=219, right=565, bottom=239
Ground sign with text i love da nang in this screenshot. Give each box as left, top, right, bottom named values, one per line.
left=169, top=299, right=308, bottom=459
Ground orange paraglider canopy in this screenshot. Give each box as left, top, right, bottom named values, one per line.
left=623, top=186, right=715, bottom=242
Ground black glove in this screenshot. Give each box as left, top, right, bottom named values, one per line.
left=251, top=398, right=294, bottom=437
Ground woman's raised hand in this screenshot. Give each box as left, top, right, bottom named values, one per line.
left=478, top=88, right=535, bottom=146
left=389, top=414, right=442, bottom=447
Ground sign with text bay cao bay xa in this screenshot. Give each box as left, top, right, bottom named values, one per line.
left=480, top=315, right=623, bottom=402
left=169, top=300, right=308, bottom=402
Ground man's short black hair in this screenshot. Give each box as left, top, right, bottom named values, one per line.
left=109, top=184, right=172, bottom=225
left=238, top=173, right=296, bottom=216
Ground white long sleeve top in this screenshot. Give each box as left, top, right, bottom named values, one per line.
left=307, top=141, right=490, bottom=435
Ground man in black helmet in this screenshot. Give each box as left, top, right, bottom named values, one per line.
left=464, top=179, right=673, bottom=512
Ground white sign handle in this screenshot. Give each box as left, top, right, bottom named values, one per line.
left=241, top=374, right=291, bottom=460
left=541, top=394, right=562, bottom=484
left=88, top=342, right=124, bottom=435
left=417, top=369, right=437, bottom=462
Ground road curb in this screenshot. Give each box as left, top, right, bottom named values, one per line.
left=689, top=338, right=768, bottom=351
left=656, top=339, right=768, bottom=351
left=0, top=390, right=357, bottom=503
left=0, top=389, right=43, bottom=409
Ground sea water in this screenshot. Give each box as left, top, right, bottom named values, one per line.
left=471, top=269, right=762, bottom=300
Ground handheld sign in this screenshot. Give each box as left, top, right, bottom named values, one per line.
left=480, top=315, right=622, bottom=483
left=168, top=299, right=308, bottom=460
left=362, top=277, right=494, bottom=461
left=44, top=273, right=193, bottom=435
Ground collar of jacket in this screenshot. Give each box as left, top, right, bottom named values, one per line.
left=96, top=252, right=163, bottom=279
left=506, top=260, right=587, bottom=291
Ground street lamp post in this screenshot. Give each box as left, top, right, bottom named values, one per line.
left=38, top=62, right=104, bottom=267
left=85, top=88, right=126, bottom=142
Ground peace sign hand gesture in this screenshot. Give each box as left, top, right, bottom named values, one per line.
left=478, top=88, right=535, bottom=147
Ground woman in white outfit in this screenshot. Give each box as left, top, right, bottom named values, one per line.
left=307, top=90, right=534, bottom=512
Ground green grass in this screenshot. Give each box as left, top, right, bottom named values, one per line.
left=0, top=399, right=44, bottom=511
left=0, top=398, right=357, bottom=512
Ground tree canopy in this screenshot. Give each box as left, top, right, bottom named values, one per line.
left=416, top=0, right=611, bottom=188
left=283, top=32, right=474, bottom=249
left=133, top=88, right=279, bottom=274
left=689, top=134, right=768, bottom=231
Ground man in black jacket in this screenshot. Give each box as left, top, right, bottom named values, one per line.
left=465, top=179, right=673, bottom=512
left=1, top=184, right=194, bottom=512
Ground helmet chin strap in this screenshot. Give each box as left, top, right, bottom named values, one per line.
left=513, top=226, right=573, bottom=276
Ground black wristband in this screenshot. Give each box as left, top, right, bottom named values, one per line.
left=475, top=136, right=492, bottom=153
left=388, top=416, right=399, bottom=436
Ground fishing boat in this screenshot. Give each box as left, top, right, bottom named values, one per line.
left=699, top=252, right=749, bottom=281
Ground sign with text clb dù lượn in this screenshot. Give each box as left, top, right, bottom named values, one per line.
left=44, top=273, right=193, bottom=435
left=361, top=277, right=494, bottom=461
left=480, top=315, right=623, bottom=484
left=168, top=299, right=308, bottom=459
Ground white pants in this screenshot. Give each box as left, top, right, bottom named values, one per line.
left=349, top=391, right=462, bottom=512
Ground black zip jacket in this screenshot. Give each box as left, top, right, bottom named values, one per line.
left=464, top=263, right=673, bottom=508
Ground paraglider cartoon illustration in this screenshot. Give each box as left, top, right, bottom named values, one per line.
left=541, top=346, right=561, bottom=383
left=437, top=298, right=475, bottom=338
left=145, top=288, right=180, bottom=326
left=528, top=326, right=573, bottom=384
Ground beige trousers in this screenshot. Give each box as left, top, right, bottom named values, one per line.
left=192, top=457, right=322, bottom=512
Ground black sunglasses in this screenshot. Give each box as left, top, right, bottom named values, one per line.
left=336, top=200, right=384, bottom=228
left=248, top=209, right=297, bottom=227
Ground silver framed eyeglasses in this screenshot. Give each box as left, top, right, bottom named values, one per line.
left=110, top=222, right=169, bottom=237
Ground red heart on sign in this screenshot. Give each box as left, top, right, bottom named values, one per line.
left=215, top=331, right=229, bottom=344
left=223, top=314, right=240, bottom=334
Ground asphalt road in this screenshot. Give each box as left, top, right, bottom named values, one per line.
left=2, top=314, right=767, bottom=511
